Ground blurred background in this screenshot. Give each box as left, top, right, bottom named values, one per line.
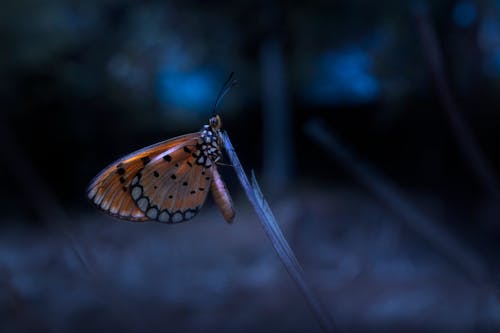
left=0, top=0, right=499, bottom=332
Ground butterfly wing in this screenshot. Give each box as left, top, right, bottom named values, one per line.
left=87, top=133, right=200, bottom=221
left=130, top=146, right=214, bottom=223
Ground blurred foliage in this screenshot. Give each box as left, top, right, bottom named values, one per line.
left=3, top=0, right=500, bottom=113
left=0, top=0, right=499, bottom=208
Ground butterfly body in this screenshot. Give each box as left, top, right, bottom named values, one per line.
left=87, top=115, right=235, bottom=224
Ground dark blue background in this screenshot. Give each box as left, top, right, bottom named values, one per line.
left=0, top=1, right=499, bottom=332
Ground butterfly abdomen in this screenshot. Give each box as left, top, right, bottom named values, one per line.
left=210, top=167, right=235, bottom=223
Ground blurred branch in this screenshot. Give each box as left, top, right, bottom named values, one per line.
left=305, top=119, right=491, bottom=285
left=0, top=115, right=93, bottom=274
left=412, top=2, right=500, bottom=200
left=260, top=37, right=293, bottom=191
left=0, top=115, right=139, bottom=329
left=220, top=131, right=335, bottom=333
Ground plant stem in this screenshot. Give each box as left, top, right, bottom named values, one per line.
left=221, top=131, right=335, bottom=333
left=305, top=119, right=490, bottom=284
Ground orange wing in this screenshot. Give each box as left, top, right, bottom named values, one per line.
left=130, top=146, right=214, bottom=223
left=87, top=133, right=200, bottom=221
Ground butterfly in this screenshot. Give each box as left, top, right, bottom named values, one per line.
left=87, top=114, right=235, bottom=223
left=87, top=75, right=236, bottom=224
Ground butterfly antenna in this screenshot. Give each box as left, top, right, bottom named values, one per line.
left=213, top=72, right=237, bottom=115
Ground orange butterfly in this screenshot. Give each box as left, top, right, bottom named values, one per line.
left=87, top=76, right=236, bottom=224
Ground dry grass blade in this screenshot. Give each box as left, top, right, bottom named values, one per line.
left=220, top=131, right=335, bottom=333
left=412, top=2, right=500, bottom=200
left=305, top=119, right=491, bottom=285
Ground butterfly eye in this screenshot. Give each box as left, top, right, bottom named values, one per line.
left=209, top=115, right=222, bottom=130
left=209, top=115, right=221, bottom=130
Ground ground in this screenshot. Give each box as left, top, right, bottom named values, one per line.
left=0, top=188, right=498, bottom=333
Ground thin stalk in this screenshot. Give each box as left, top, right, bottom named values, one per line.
left=412, top=2, right=500, bottom=199
left=221, top=131, right=335, bottom=333
left=305, top=119, right=490, bottom=284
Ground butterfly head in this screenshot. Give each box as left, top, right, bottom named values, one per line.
left=209, top=114, right=222, bottom=131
